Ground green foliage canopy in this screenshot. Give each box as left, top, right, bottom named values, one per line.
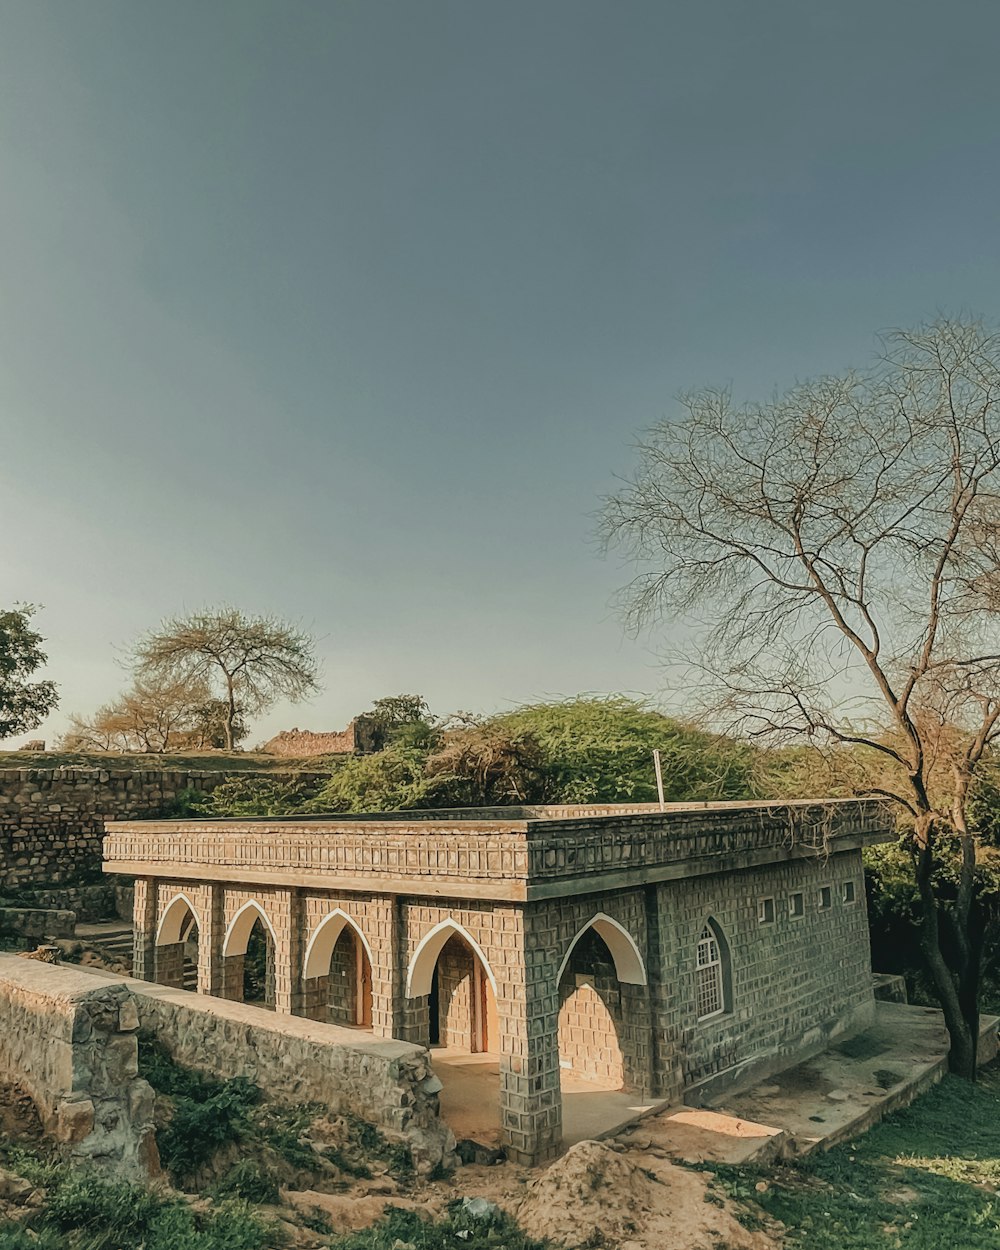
left=0, top=605, right=58, bottom=740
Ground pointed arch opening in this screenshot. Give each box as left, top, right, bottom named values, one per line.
left=154, top=893, right=199, bottom=991
left=302, top=909, right=374, bottom=1028
left=221, top=900, right=277, bottom=1010
left=406, top=921, right=498, bottom=1054
left=556, top=913, right=647, bottom=988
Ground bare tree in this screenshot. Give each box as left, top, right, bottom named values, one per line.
left=60, top=674, right=248, bottom=753
left=132, top=608, right=321, bottom=750
left=604, top=317, right=1000, bottom=1078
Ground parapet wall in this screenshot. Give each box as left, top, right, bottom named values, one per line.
left=126, top=978, right=454, bottom=1171
left=0, top=766, right=318, bottom=891
left=0, top=955, right=157, bottom=1175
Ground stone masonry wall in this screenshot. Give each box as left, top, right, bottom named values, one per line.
left=124, top=975, right=454, bottom=1171
left=0, top=955, right=157, bottom=1176
left=557, top=930, right=627, bottom=1088
left=0, top=767, right=319, bottom=892
left=437, top=935, right=475, bottom=1050
left=653, top=847, right=874, bottom=1100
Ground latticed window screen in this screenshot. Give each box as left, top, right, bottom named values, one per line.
left=696, top=924, right=724, bottom=1019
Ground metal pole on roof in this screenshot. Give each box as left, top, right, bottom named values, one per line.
left=653, top=749, right=666, bottom=811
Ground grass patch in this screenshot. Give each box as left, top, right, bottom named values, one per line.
left=0, top=1159, right=276, bottom=1250
left=712, top=1061, right=1000, bottom=1248
left=325, top=1204, right=546, bottom=1250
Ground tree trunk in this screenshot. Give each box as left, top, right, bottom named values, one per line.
left=915, top=842, right=980, bottom=1079
left=224, top=676, right=236, bottom=751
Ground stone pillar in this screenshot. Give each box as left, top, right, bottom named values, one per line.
left=498, top=919, right=562, bottom=1166
left=398, top=993, right=432, bottom=1046
left=197, top=884, right=225, bottom=998
left=371, top=895, right=400, bottom=1039
left=269, top=888, right=302, bottom=1016
left=132, top=878, right=156, bottom=982
left=299, top=974, right=330, bottom=1022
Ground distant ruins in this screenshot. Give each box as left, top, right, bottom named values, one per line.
left=261, top=715, right=380, bottom=758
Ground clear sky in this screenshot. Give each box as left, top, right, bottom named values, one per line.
left=2, top=1, right=999, bottom=747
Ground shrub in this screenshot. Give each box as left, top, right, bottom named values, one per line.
left=138, top=1036, right=262, bottom=1183
left=211, top=1159, right=280, bottom=1206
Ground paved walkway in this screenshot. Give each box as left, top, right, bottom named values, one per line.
left=615, top=1001, right=999, bottom=1164
left=431, top=1047, right=667, bottom=1148
left=435, top=1002, right=1000, bottom=1164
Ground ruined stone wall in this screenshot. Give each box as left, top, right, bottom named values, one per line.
left=262, top=717, right=379, bottom=757
left=0, top=956, right=157, bottom=1176
left=0, top=767, right=316, bottom=891
left=126, top=977, right=453, bottom=1171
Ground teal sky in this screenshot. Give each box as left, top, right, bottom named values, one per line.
left=3, top=1, right=1000, bottom=746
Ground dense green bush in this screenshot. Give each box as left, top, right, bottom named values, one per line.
left=210, top=1159, right=280, bottom=1206
left=192, top=775, right=323, bottom=817
left=138, top=1037, right=261, bottom=1183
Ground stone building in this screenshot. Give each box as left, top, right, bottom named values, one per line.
left=103, top=798, right=892, bottom=1165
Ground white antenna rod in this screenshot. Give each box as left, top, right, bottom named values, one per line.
left=653, top=749, right=666, bottom=811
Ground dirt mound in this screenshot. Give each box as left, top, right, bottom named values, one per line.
left=515, top=1139, right=777, bottom=1250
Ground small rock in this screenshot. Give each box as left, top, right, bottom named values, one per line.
left=827, top=1089, right=851, bottom=1102
left=459, top=1196, right=499, bottom=1220
left=754, top=1180, right=769, bottom=1193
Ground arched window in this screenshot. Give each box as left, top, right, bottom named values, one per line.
left=696, top=921, right=729, bottom=1020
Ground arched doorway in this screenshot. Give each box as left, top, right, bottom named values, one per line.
left=155, top=894, right=200, bottom=992
left=556, top=914, right=647, bottom=1091
left=222, top=901, right=277, bottom=1011
left=407, top=921, right=498, bottom=1054
left=430, top=932, right=497, bottom=1052
left=302, top=910, right=373, bottom=1028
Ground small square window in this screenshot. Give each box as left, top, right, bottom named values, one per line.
left=789, top=892, right=805, bottom=919
left=843, top=880, right=857, bottom=904
left=819, top=885, right=832, bottom=910
left=758, top=897, right=775, bottom=924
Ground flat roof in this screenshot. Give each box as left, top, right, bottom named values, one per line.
left=104, top=798, right=895, bottom=903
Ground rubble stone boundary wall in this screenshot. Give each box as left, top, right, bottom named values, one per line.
left=0, top=766, right=323, bottom=891
left=52, top=967, right=454, bottom=1172
left=0, top=955, right=157, bottom=1175
left=127, top=978, right=455, bottom=1171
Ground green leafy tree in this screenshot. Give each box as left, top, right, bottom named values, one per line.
left=366, top=694, right=436, bottom=750
left=132, top=607, right=321, bottom=750
left=0, top=604, right=58, bottom=740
